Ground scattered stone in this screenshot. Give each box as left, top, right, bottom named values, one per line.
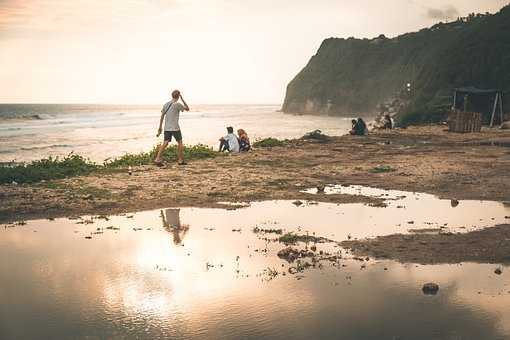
left=316, top=185, right=326, bottom=193
left=422, top=282, right=439, bottom=295
left=450, top=199, right=459, bottom=207
left=495, top=268, right=503, bottom=275
left=292, top=200, right=303, bottom=207
left=84, top=236, right=92, bottom=239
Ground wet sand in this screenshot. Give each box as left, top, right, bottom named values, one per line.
left=342, top=223, right=510, bottom=264
left=1, top=124, right=510, bottom=264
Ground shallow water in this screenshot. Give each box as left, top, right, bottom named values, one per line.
left=1, top=189, right=510, bottom=339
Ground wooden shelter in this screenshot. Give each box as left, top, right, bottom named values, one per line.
left=453, top=87, right=505, bottom=127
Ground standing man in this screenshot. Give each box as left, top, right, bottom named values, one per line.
left=155, top=90, right=190, bottom=166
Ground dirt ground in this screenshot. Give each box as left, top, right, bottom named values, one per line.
left=2, top=124, right=510, bottom=240
left=341, top=223, right=510, bottom=264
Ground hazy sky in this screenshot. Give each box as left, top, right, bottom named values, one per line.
left=0, top=0, right=507, bottom=104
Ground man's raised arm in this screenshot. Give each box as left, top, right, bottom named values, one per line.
left=180, top=94, right=190, bottom=111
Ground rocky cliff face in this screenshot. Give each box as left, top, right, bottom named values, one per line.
left=282, top=5, right=510, bottom=125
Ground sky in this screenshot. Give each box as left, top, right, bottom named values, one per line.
left=0, top=0, right=508, bottom=104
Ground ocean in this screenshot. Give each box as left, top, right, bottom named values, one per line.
left=0, top=104, right=357, bottom=163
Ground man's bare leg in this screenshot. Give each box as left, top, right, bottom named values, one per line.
left=155, top=140, right=169, bottom=164
left=177, top=141, right=185, bottom=164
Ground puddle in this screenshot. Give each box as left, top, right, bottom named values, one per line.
left=1, top=190, right=510, bottom=339
left=302, top=184, right=509, bottom=236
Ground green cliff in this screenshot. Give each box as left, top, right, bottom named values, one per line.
left=282, top=5, right=510, bottom=125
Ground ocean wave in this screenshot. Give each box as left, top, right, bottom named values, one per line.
left=0, top=113, right=55, bottom=121
left=20, top=144, right=74, bottom=151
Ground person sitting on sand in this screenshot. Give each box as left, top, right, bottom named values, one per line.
left=350, top=118, right=368, bottom=136
left=219, top=126, right=240, bottom=153
left=382, top=114, right=393, bottom=129
left=155, top=90, right=190, bottom=166
left=349, top=119, right=358, bottom=135
left=237, top=128, right=251, bottom=152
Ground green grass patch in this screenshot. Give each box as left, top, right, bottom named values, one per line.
left=278, top=232, right=323, bottom=245
left=0, top=144, right=220, bottom=185
left=370, top=165, right=396, bottom=173
left=253, top=137, right=288, bottom=148
left=105, top=144, right=218, bottom=167
left=0, top=154, right=98, bottom=185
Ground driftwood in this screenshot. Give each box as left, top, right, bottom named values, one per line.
left=448, top=111, right=482, bottom=133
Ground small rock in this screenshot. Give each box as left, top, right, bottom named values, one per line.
left=84, top=236, right=92, bottom=239
left=292, top=200, right=303, bottom=207
left=422, top=282, right=439, bottom=295
left=495, top=268, right=503, bottom=275
left=450, top=199, right=459, bottom=208
left=316, top=185, right=326, bottom=193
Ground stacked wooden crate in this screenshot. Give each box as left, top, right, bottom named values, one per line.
left=448, top=111, right=482, bottom=133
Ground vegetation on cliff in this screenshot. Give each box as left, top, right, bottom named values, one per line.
left=282, top=5, right=510, bottom=126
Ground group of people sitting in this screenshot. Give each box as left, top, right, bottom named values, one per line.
left=218, top=127, right=251, bottom=153
left=349, top=118, right=369, bottom=136
left=349, top=114, right=393, bottom=136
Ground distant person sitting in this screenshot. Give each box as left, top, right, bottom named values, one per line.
left=350, top=118, right=368, bottom=136
left=349, top=119, right=358, bottom=135
left=382, top=114, right=393, bottom=129
left=219, top=126, right=240, bottom=153
left=237, top=129, right=251, bottom=152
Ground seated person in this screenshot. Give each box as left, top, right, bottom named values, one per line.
left=237, top=128, right=251, bottom=152
left=219, top=126, right=240, bottom=153
left=382, top=114, right=393, bottom=129
left=349, top=119, right=358, bottom=135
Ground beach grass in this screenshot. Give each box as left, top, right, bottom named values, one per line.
left=253, top=137, right=288, bottom=148
left=0, top=144, right=219, bottom=184
left=0, top=154, right=99, bottom=184
left=104, top=144, right=218, bottom=168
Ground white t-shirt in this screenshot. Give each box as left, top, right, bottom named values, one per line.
left=224, top=133, right=240, bottom=153
left=162, top=101, right=185, bottom=131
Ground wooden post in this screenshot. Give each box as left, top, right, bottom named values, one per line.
left=499, top=92, right=504, bottom=124
left=490, top=93, right=499, bottom=127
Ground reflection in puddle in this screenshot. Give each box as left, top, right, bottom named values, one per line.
left=161, top=209, right=189, bottom=245
left=1, top=189, right=510, bottom=339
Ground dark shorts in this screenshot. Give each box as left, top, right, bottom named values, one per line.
left=164, top=130, right=182, bottom=142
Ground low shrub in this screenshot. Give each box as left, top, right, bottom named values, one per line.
left=253, top=137, right=288, bottom=148
left=0, top=154, right=98, bottom=184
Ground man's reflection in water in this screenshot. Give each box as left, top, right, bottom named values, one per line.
left=160, top=209, right=189, bottom=245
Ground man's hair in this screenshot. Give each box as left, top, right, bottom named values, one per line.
left=171, top=90, right=180, bottom=99
left=227, top=126, right=234, bottom=134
